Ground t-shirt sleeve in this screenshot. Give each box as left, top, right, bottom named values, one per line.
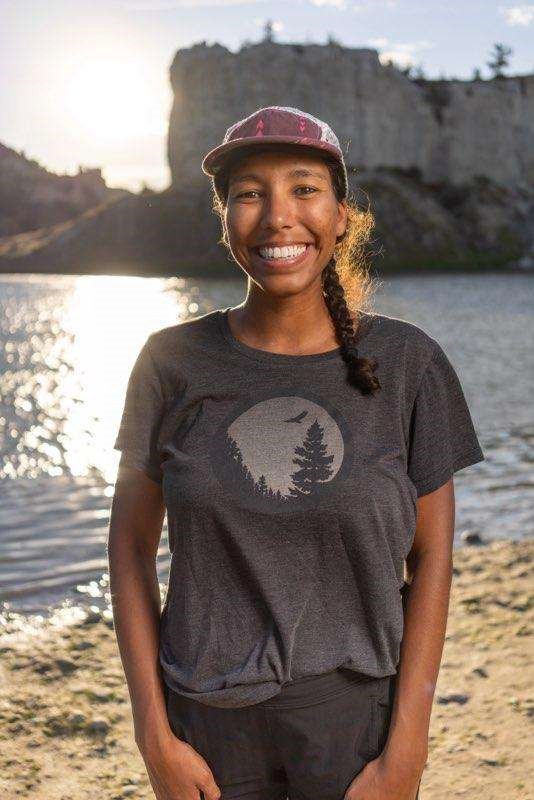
left=113, top=335, right=166, bottom=484
left=407, top=343, right=485, bottom=497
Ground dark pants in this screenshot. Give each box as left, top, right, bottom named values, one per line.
left=164, top=667, right=421, bottom=800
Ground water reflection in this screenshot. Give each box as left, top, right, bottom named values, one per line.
left=0, top=274, right=209, bottom=484
left=64, top=275, right=185, bottom=484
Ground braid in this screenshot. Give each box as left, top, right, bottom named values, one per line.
left=322, top=256, right=381, bottom=395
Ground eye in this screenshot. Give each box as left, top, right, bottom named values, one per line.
left=295, top=185, right=318, bottom=195
left=234, top=185, right=318, bottom=199
left=235, top=190, right=260, bottom=199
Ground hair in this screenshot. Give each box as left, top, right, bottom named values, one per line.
left=210, top=142, right=382, bottom=396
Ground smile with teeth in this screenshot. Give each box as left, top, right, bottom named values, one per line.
left=257, top=244, right=308, bottom=260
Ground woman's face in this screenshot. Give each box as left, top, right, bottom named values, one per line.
left=223, top=149, right=347, bottom=298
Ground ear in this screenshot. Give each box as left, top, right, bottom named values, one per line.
left=336, top=198, right=348, bottom=240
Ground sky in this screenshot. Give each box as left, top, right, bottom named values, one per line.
left=1, top=0, right=533, bottom=193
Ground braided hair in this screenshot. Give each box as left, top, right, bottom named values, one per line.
left=211, top=143, right=382, bottom=396
left=322, top=255, right=380, bottom=395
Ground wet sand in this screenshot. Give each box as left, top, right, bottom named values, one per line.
left=0, top=537, right=532, bottom=799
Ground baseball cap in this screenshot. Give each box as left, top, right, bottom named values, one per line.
left=201, top=105, right=348, bottom=198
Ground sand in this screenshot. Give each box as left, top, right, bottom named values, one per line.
left=0, top=537, right=532, bottom=800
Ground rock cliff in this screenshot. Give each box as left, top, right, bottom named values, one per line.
left=168, top=41, right=534, bottom=192
left=1, top=40, right=533, bottom=274
left=0, top=142, right=123, bottom=237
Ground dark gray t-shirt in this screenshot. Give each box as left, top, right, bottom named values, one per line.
left=113, top=307, right=485, bottom=708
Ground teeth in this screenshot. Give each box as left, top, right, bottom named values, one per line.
left=258, top=244, right=307, bottom=259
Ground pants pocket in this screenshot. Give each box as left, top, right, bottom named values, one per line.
left=166, top=688, right=279, bottom=792
left=164, top=684, right=195, bottom=745
left=371, top=694, right=393, bottom=758
left=360, top=678, right=394, bottom=762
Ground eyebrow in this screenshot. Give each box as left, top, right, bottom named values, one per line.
left=229, top=167, right=328, bottom=186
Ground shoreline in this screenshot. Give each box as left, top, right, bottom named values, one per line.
left=1, top=537, right=532, bottom=799
left=0, top=262, right=531, bottom=279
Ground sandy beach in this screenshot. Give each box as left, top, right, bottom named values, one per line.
left=1, top=537, right=532, bottom=800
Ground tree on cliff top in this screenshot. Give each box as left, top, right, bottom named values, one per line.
left=487, top=43, right=513, bottom=79
left=263, top=20, right=275, bottom=42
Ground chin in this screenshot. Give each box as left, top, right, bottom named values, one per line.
left=255, top=274, right=318, bottom=297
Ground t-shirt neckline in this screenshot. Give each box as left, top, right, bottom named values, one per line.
left=217, top=307, right=372, bottom=365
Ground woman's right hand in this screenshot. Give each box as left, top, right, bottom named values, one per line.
left=139, top=731, right=222, bottom=800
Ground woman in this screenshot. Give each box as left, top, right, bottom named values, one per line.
left=108, top=106, right=485, bottom=800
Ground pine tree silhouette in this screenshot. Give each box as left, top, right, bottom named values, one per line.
left=223, top=422, right=336, bottom=507
left=288, top=418, right=334, bottom=498
left=224, top=433, right=257, bottom=495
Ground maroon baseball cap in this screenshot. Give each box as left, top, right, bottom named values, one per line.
left=201, top=105, right=348, bottom=198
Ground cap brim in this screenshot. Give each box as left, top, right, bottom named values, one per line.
left=201, top=136, right=342, bottom=177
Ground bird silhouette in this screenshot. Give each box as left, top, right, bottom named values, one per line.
left=284, top=410, right=308, bottom=423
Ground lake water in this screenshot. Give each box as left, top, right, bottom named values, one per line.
left=0, top=272, right=532, bottom=625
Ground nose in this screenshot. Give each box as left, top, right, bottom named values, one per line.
left=259, top=187, right=295, bottom=232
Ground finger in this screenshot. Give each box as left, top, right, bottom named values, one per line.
left=197, top=770, right=222, bottom=800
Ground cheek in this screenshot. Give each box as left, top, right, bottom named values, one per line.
left=225, top=206, right=257, bottom=241
left=224, top=216, right=252, bottom=268
left=302, top=204, right=338, bottom=240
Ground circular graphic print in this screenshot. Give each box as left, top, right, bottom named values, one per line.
left=210, top=389, right=353, bottom=514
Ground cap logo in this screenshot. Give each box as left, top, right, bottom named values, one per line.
left=254, top=118, right=264, bottom=137
left=298, top=117, right=306, bottom=134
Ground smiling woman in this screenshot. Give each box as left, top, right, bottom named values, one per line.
left=109, top=105, right=484, bottom=800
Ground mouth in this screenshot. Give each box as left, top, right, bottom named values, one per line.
left=252, top=243, right=313, bottom=269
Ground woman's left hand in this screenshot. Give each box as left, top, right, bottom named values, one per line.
left=343, top=752, right=422, bottom=800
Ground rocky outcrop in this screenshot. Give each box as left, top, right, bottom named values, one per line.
left=0, top=142, right=123, bottom=236
left=0, top=190, right=226, bottom=275
left=168, top=41, right=534, bottom=192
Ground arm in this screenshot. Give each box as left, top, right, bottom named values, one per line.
left=383, top=476, right=455, bottom=774
left=107, top=465, right=171, bottom=752
left=108, top=466, right=222, bottom=800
